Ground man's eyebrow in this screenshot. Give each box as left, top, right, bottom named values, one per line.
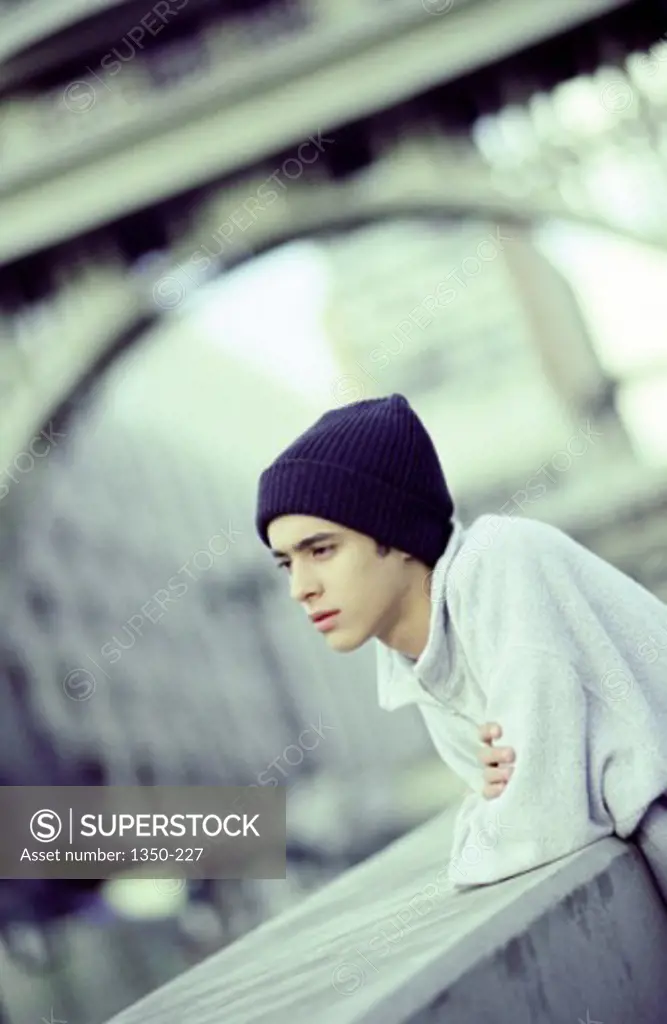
left=270, top=531, right=341, bottom=559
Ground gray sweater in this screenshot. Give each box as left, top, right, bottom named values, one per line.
left=375, top=514, right=667, bottom=889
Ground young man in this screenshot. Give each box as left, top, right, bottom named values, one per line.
left=255, top=393, right=667, bottom=890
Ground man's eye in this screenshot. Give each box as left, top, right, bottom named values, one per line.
left=312, top=545, right=334, bottom=557
left=276, top=562, right=290, bottom=571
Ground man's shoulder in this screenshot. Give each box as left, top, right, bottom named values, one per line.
left=451, top=513, right=568, bottom=583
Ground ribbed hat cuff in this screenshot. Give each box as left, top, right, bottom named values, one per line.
left=256, top=458, right=451, bottom=566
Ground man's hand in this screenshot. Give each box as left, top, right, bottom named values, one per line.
left=478, top=722, right=515, bottom=799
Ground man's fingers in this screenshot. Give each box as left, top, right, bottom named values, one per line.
left=482, top=780, right=506, bottom=800
left=484, top=766, right=514, bottom=785
left=479, top=722, right=502, bottom=744
left=478, top=745, right=516, bottom=766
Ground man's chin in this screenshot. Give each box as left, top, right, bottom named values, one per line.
left=323, top=629, right=368, bottom=653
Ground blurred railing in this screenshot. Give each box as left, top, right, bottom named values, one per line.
left=0, top=0, right=633, bottom=262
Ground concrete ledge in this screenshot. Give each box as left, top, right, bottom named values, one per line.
left=391, top=839, right=667, bottom=1024
left=103, top=807, right=667, bottom=1024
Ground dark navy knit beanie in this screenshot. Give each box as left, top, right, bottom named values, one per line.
left=255, top=394, right=454, bottom=567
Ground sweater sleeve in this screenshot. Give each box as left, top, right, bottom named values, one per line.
left=446, top=645, right=613, bottom=888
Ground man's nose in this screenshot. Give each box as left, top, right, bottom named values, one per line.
left=289, top=564, right=321, bottom=603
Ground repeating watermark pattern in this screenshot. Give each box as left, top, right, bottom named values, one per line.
left=635, top=37, right=667, bottom=77
left=636, top=625, right=667, bottom=666
left=486, top=420, right=603, bottom=515
left=0, top=423, right=66, bottom=503
left=599, top=79, right=635, bottom=115
left=153, top=876, right=188, bottom=896
left=62, top=669, right=97, bottom=703
left=598, top=667, right=633, bottom=704
left=421, top=0, right=454, bottom=13
left=331, top=225, right=514, bottom=404
left=423, top=419, right=604, bottom=601
left=61, top=521, right=242, bottom=694
left=62, top=0, right=190, bottom=113
left=330, top=811, right=513, bottom=995
left=249, top=716, right=335, bottom=787
left=199, top=720, right=335, bottom=866
left=152, top=132, right=335, bottom=310
left=598, top=625, right=667, bottom=709
left=100, top=521, right=242, bottom=664
left=594, top=536, right=667, bottom=708
left=599, top=40, right=667, bottom=115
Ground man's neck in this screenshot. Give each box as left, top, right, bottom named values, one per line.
left=378, top=576, right=432, bottom=661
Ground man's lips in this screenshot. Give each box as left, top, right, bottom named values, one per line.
left=310, top=610, right=339, bottom=622
left=310, top=610, right=340, bottom=631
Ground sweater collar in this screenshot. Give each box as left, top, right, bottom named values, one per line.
left=375, top=519, right=465, bottom=710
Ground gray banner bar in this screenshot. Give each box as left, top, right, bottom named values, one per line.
left=0, top=786, right=286, bottom=880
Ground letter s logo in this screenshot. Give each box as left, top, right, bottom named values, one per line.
left=638, top=642, right=659, bottom=665
left=30, top=809, right=62, bottom=842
